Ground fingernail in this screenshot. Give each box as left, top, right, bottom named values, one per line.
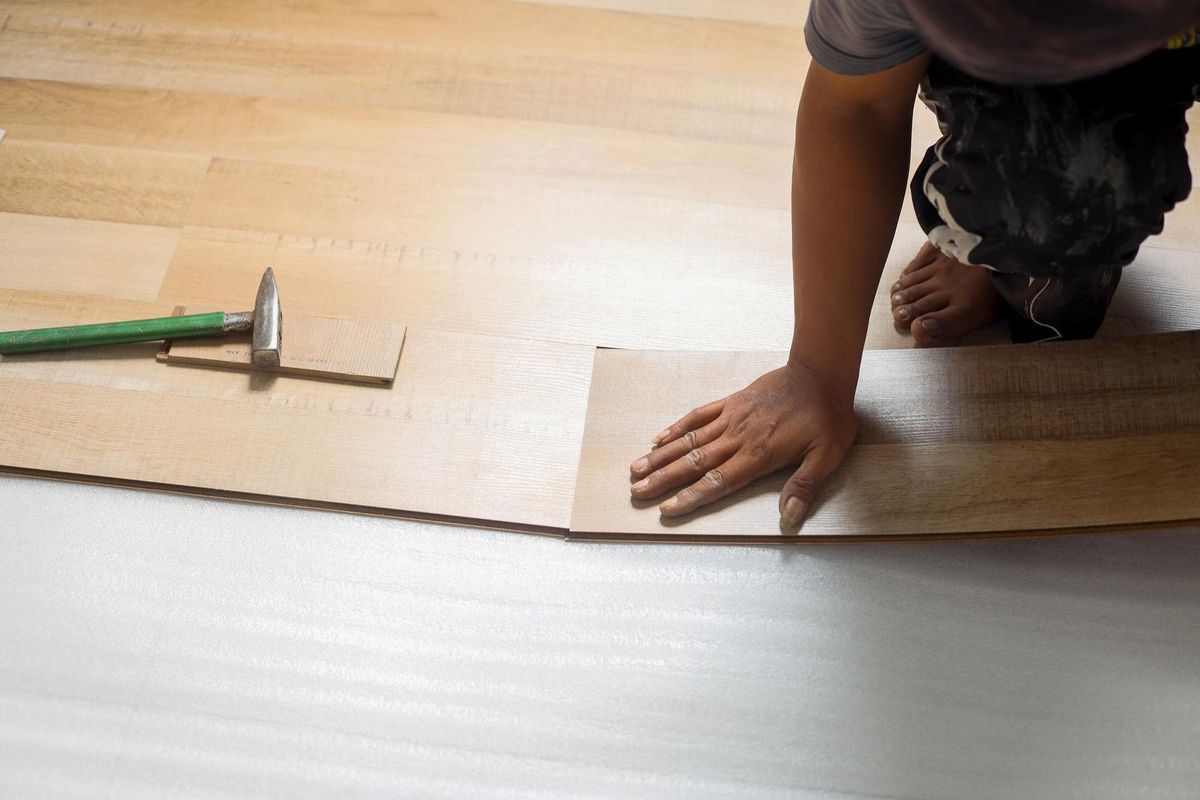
left=660, top=498, right=678, bottom=514
left=891, top=281, right=901, bottom=292
left=920, top=317, right=942, bottom=338
left=631, top=457, right=649, bottom=473
left=892, top=292, right=904, bottom=304
left=653, top=428, right=671, bottom=443
left=631, top=478, right=649, bottom=493
left=896, top=307, right=910, bottom=321
left=780, top=496, right=806, bottom=527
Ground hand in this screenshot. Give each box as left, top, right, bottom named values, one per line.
left=629, top=361, right=857, bottom=528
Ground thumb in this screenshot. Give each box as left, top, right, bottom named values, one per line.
left=779, top=447, right=841, bottom=529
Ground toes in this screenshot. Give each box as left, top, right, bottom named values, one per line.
left=900, top=241, right=940, bottom=276
left=890, top=263, right=938, bottom=295
left=893, top=290, right=948, bottom=326
left=911, top=310, right=963, bottom=347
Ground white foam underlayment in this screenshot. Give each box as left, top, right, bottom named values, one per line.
left=3, top=474, right=1199, bottom=798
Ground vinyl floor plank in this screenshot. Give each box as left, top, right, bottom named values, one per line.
left=164, top=156, right=798, bottom=350
left=161, top=220, right=1196, bottom=355
left=0, top=13, right=802, bottom=147
left=0, top=139, right=208, bottom=227
left=0, top=291, right=593, bottom=529
left=569, top=332, right=1200, bottom=541
left=0, top=79, right=792, bottom=210
left=2, top=0, right=805, bottom=81
left=511, top=0, right=807, bottom=27
left=0, top=212, right=178, bottom=301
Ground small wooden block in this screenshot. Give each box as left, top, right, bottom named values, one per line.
left=158, top=308, right=406, bottom=384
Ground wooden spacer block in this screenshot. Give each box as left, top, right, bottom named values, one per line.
left=157, top=307, right=405, bottom=384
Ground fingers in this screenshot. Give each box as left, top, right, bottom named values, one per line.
left=631, top=418, right=726, bottom=479
left=779, top=447, right=842, bottom=528
left=652, top=399, right=724, bottom=447
left=659, top=454, right=760, bottom=517
left=631, top=436, right=738, bottom=501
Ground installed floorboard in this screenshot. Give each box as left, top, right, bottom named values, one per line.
left=160, top=220, right=1196, bottom=354
left=159, top=154, right=802, bottom=350
left=514, top=0, right=806, bottom=27
left=570, top=332, right=1200, bottom=542
left=0, top=291, right=593, bottom=529
left=0, top=12, right=801, bottom=147
left=0, top=139, right=208, bottom=227
left=0, top=79, right=792, bottom=210
left=0, top=212, right=178, bottom=301
left=4, top=0, right=804, bottom=81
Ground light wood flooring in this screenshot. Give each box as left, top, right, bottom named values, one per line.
left=2, top=0, right=1199, bottom=539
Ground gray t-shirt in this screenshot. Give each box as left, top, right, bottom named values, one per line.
left=805, top=0, right=1200, bottom=85
left=804, top=0, right=927, bottom=77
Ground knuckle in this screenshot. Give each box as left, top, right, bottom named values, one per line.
left=733, top=418, right=751, bottom=437
left=786, top=475, right=821, bottom=501
left=703, top=469, right=726, bottom=491
left=684, top=448, right=706, bottom=469
left=682, top=430, right=698, bottom=450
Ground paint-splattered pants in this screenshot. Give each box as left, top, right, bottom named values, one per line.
left=912, top=48, right=1200, bottom=342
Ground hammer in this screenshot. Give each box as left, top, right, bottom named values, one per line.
left=0, top=268, right=283, bottom=367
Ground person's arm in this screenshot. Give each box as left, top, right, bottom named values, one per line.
left=629, top=54, right=931, bottom=527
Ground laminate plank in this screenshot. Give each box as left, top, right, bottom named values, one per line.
left=0, top=139, right=208, bottom=226
left=0, top=212, right=178, bottom=301
left=0, top=13, right=801, bottom=147
left=160, top=310, right=407, bottom=385
left=0, top=79, right=792, bottom=210
left=569, top=332, right=1200, bottom=541
left=2, top=0, right=804, bottom=80
left=512, top=0, right=806, bottom=27
left=0, top=290, right=172, bottom=332
left=0, top=291, right=593, bottom=529
left=164, top=155, right=798, bottom=350
left=160, top=221, right=1193, bottom=354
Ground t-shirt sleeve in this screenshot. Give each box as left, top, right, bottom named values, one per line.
left=805, top=0, right=928, bottom=76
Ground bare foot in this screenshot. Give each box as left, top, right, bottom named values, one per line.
left=890, top=241, right=1003, bottom=347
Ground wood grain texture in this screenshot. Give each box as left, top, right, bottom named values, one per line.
left=570, top=332, right=1200, bottom=542
left=161, top=310, right=407, bottom=384
left=0, top=139, right=208, bottom=226
left=161, top=151, right=800, bottom=350
left=0, top=11, right=802, bottom=147
left=512, top=0, right=806, bottom=26
left=0, top=79, right=792, bottom=210
left=161, top=221, right=1198, bottom=355
left=0, top=212, right=179, bottom=301
left=2, top=0, right=804, bottom=80
left=0, top=291, right=593, bottom=529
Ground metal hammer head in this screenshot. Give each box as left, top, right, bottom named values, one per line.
left=251, top=267, right=283, bottom=368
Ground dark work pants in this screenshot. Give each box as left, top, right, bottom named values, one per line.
left=911, top=48, right=1200, bottom=342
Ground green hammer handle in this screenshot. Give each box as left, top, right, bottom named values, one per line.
left=0, top=311, right=229, bottom=355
